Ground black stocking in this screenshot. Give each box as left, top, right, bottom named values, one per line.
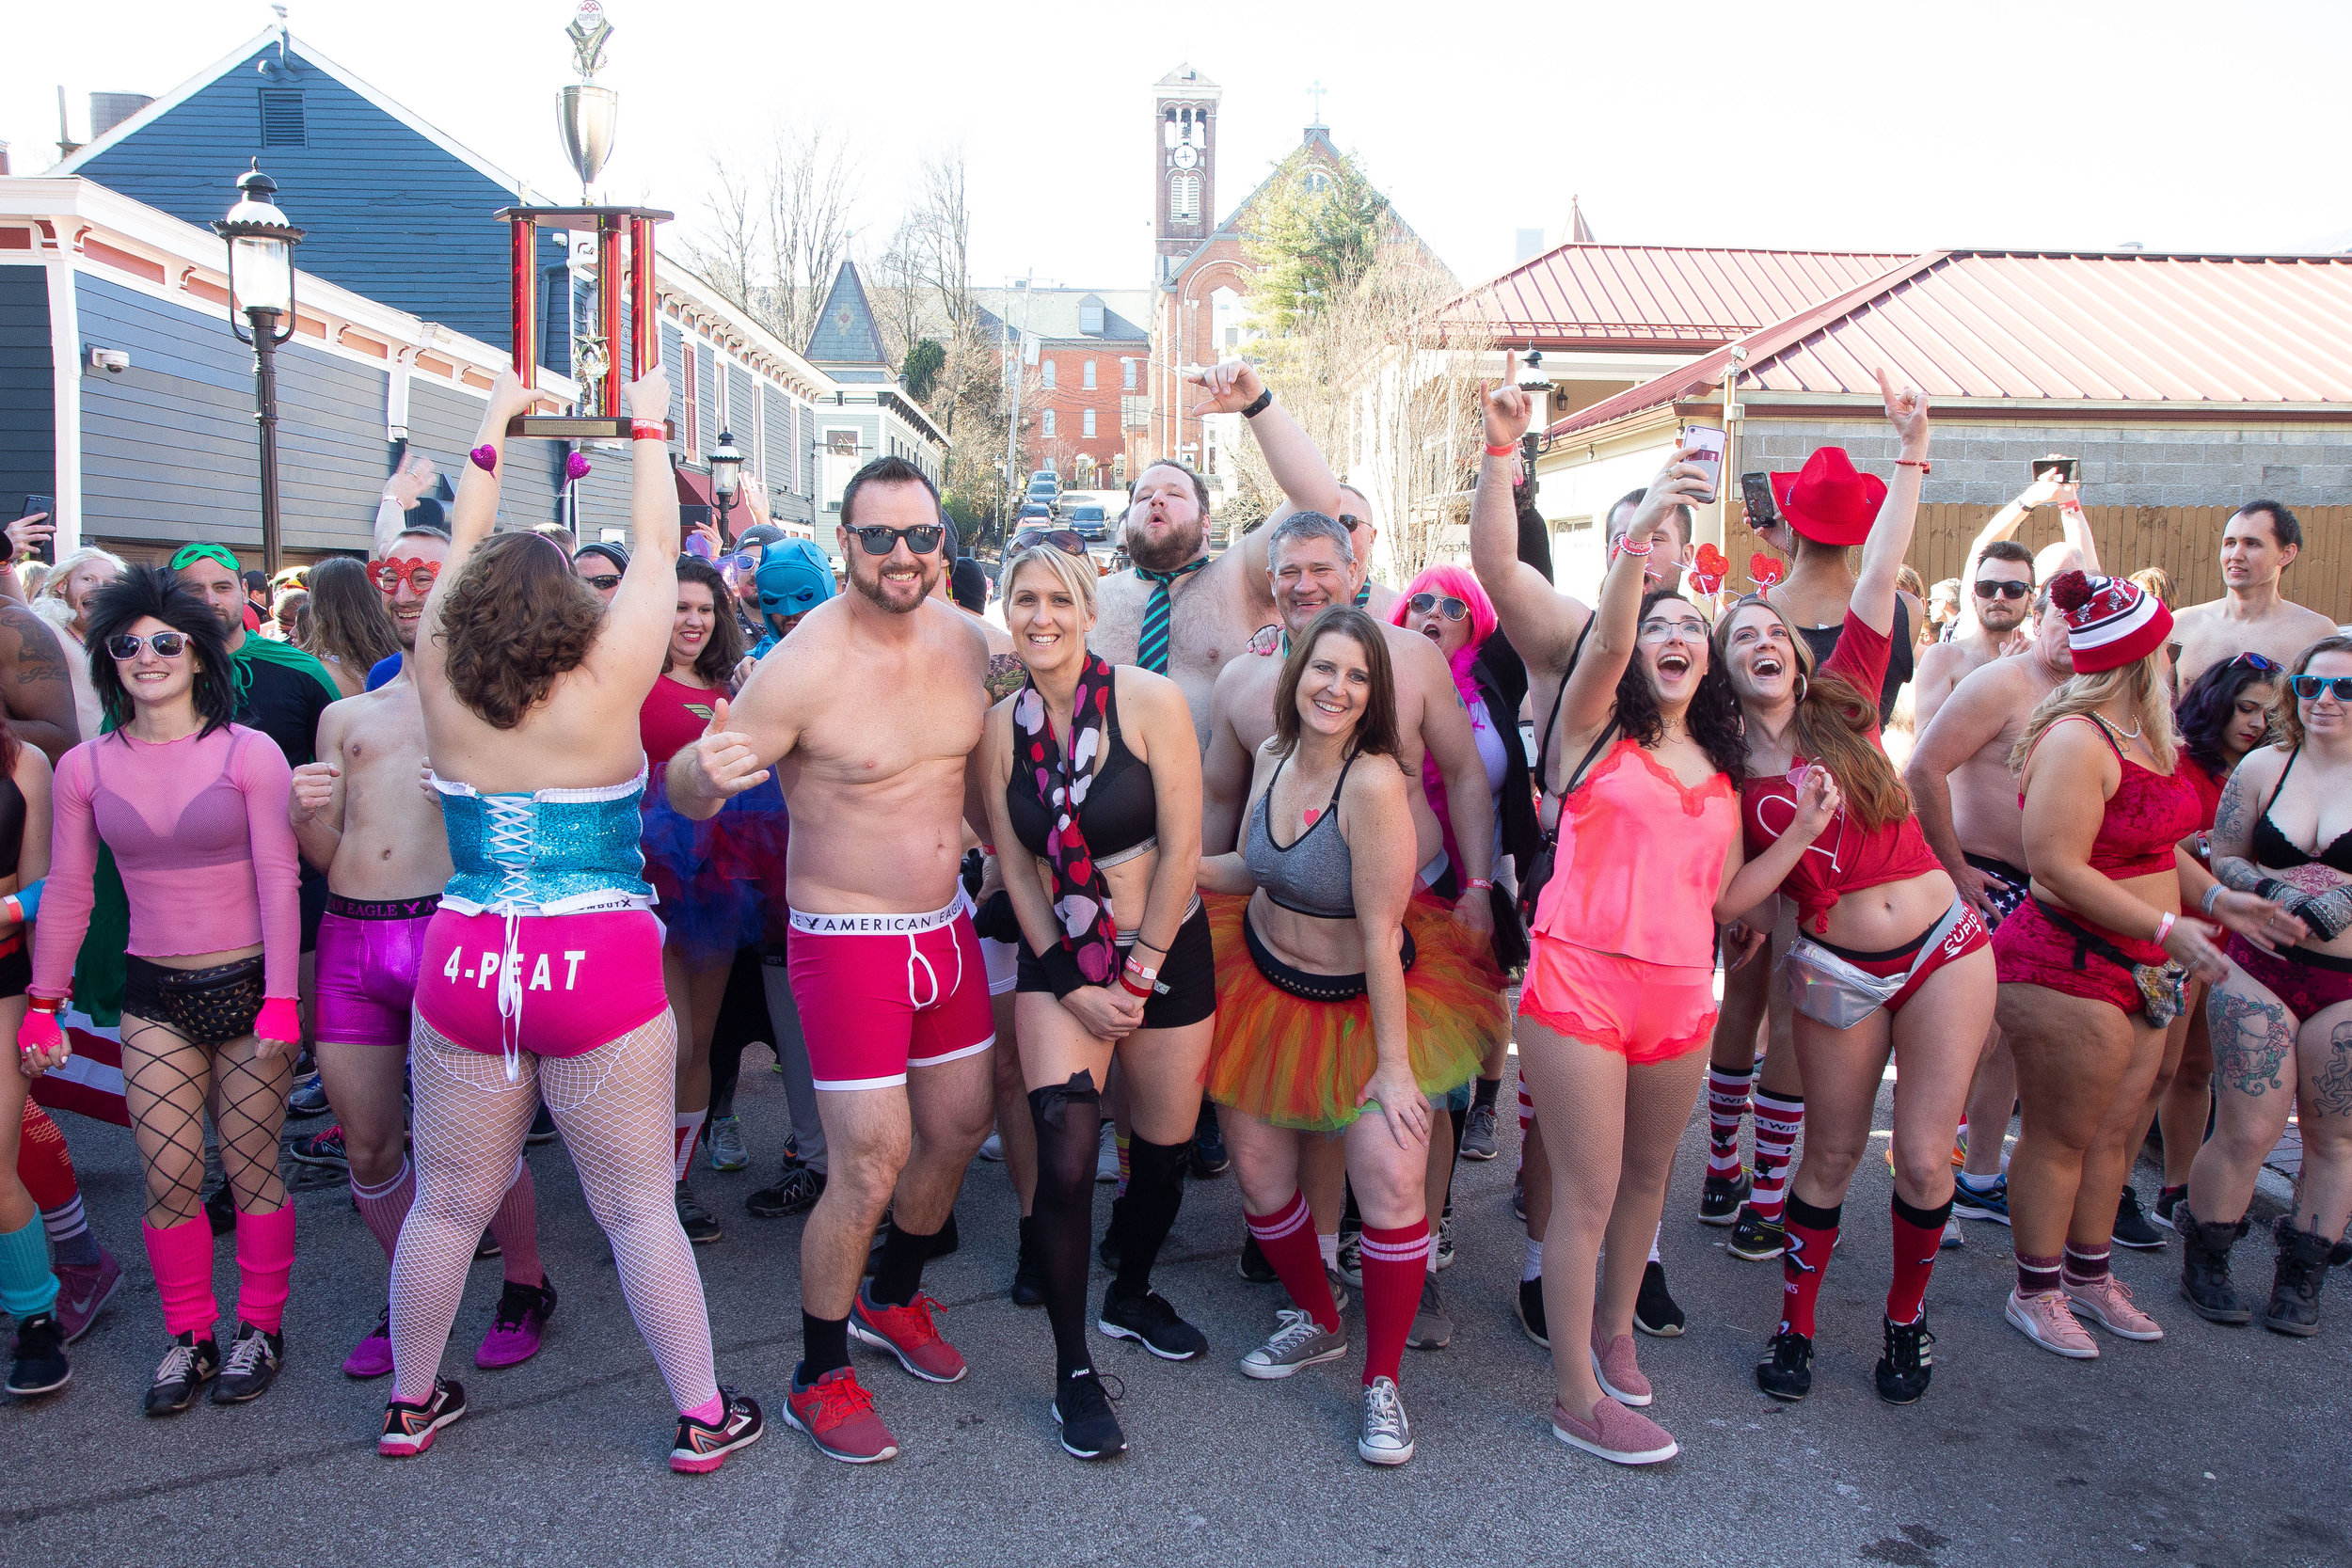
left=1027, top=1072, right=1102, bottom=1380
left=1113, top=1135, right=1187, bottom=1302
left=120, top=1018, right=212, bottom=1227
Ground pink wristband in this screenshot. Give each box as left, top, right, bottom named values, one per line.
left=256, top=997, right=302, bottom=1044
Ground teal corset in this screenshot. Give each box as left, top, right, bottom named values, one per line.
left=433, top=768, right=653, bottom=914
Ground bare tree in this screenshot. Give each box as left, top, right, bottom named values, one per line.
left=685, top=152, right=763, bottom=316
left=763, top=120, right=861, bottom=353
left=866, top=214, right=930, bottom=373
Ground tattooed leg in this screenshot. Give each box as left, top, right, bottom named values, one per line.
left=2186, top=976, right=2302, bottom=1225
left=2292, top=1009, right=2352, bottom=1240
left=2208, top=987, right=2294, bottom=1099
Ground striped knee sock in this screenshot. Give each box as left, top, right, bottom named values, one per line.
left=1706, top=1065, right=1753, bottom=1180
left=1748, top=1090, right=1804, bottom=1224
left=1245, top=1193, right=1339, bottom=1333
left=1359, top=1220, right=1431, bottom=1387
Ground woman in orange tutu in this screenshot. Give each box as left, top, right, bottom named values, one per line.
left=1199, top=605, right=1501, bottom=1469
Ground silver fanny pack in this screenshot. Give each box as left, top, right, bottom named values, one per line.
left=1781, top=900, right=1972, bottom=1030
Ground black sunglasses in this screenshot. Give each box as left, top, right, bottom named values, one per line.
left=849, top=524, right=945, bottom=558
left=2229, top=651, right=2282, bottom=673
left=2292, top=675, right=2352, bottom=701
left=1338, top=514, right=1368, bottom=532
left=1406, top=593, right=1470, bottom=622
left=106, top=631, right=189, bottom=660
left=1972, top=578, right=2031, bottom=600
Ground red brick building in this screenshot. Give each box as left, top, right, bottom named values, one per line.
left=972, top=286, right=1153, bottom=489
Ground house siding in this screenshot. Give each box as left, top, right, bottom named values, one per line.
left=0, top=267, right=55, bottom=515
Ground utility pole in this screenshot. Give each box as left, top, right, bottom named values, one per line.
left=999, top=269, right=1035, bottom=566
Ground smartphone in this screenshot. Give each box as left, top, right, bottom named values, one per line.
left=1679, top=425, right=1725, bottom=505
left=1740, top=471, right=1779, bottom=530
left=19, top=496, right=55, bottom=566
left=2030, top=456, right=2078, bottom=485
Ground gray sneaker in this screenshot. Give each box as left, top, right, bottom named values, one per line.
left=706, top=1116, right=748, bottom=1173
left=1406, top=1274, right=1452, bottom=1350
left=1358, top=1375, right=1414, bottom=1465
left=1459, top=1101, right=1500, bottom=1161
left=1240, top=1307, right=1347, bottom=1380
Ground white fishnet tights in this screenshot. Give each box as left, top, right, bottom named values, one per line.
left=389, top=1012, right=718, bottom=1414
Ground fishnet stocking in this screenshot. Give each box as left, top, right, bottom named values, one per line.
left=392, top=1013, right=717, bottom=1414
left=120, top=1014, right=290, bottom=1227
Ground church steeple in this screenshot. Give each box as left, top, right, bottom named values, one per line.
left=1152, top=64, right=1220, bottom=287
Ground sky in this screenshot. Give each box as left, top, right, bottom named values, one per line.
left=10, top=0, right=2351, bottom=302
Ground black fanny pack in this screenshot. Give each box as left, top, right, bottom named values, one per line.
left=2032, top=899, right=2186, bottom=1026
left=123, top=954, right=266, bottom=1047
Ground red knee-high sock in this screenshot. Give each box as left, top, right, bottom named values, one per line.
left=1246, top=1192, right=1338, bottom=1333
left=352, top=1156, right=415, bottom=1263
left=142, top=1216, right=218, bottom=1338
left=1748, top=1090, right=1804, bottom=1223
left=1886, top=1194, right=1950, bottom=1325
left=1777, top=1196, right=1840, bottom=1338
left=1706, top=1065, right=1753, bottom=1180
left=16, top=1097, right=77, bottom=1209
left=232, top=1204, right=296, bottom=1334
left=486, top=1156, right=544, bottom=1288
left=1358, top=1218, right=1430, bottom=1387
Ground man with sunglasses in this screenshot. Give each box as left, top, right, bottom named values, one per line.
left=572, top=541, right=630, bottom=606
left=1912, top=540, right=2038, bottom=730
left=2172, top=500, right=2336, bottom=688
left=1091, top=359, right=1349, bottom=746
left=670, top=454, right=999, bottom=1465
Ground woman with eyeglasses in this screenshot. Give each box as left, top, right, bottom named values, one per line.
left=2141, top=653, right=2282, bottom=1227
left=2185, top=637, right=2352, bottom=1335
left=383, top=367, right=760, bottom=1471
left=1991, top=572, right=2286, bottom=1362
left=15, top=566, right=304, bottom=1413
left=1712, top=376, right=1998, bottom=1406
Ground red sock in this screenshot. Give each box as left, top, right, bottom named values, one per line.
left=1358, top=1219, right=1430, bottom=1387
left=1245, top=1193, right=1337, bottom=1332
left=142, top=1216, right=219, bottom=1338
left=1777, top=1196, right=1840, bottom=1338
left=16, top=1098, right=77, bottom=1210
left=1749, top=1090, right=1804, bottom=1223
left=1885, top=1195, right=1950, bottom=1325
left=232, top=1204, right=296, bottom=1334
left=351, top=1156, right=415, bottom=1263
left=1705, top=1065, right=1753, bottom=1180
left=487, top=1156, right=544, bottom=1289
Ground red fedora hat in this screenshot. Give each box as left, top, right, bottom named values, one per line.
left=1769, top=447, right=1886, bottom=547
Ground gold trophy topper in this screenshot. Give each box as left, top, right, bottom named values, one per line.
left=565, top=1, right=613, bottom=80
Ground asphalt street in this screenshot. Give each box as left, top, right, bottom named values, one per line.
left=4, top=1047, right=2344, bottom=1568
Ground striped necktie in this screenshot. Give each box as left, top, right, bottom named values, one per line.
left=1353, top=579, right=1372, bottom=608
left=1134, top=560, right=1207, bottom=674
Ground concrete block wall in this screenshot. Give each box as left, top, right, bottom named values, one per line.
left=1737, top=419, right=2352, bottom=510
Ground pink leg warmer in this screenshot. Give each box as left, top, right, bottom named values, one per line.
left=232, top=1204, right=297, bottom=1334
left=142, top=1216, right=218, bottom=1338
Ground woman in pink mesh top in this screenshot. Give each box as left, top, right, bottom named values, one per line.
left=16, top=565, right=303, bottom=1415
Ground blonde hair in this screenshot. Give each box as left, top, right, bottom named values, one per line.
left=32, top=545, right=127, bottom=623
left=1003, top=545, right=1097, bottom=615
left=2011, top=647, right=2178, bottom=775
left=2276, top=634, right=2352, bottom=752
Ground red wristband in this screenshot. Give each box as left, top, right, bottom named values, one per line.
left=26, top=994, right=61, bottom=1014
left=1118, top=974, right=1154, bottom=999
left=1894, top=458, right=1931, bottom=474
left=1485, top=442, right=1518, bottom=457
left=630, top=420, right=666, bottom=442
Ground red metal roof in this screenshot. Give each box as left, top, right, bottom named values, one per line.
left=1445, top=244, right=1915, bottom=348
left=1550, top=250, right=2352, bottom=438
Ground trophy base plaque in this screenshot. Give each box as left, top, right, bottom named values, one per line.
left=505, top=415, right=675, bottom=440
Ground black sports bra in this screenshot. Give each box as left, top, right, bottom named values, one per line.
left=2253, top=747, right=2352, bottom=876
left=1005, top=678, right=1158, bottom=865
left=0, top=773, right=21, bottom=879
left=1792, top=596, right=1913, bottom=727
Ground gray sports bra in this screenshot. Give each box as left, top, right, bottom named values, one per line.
left=1245, top=752, right=1359, bottom=921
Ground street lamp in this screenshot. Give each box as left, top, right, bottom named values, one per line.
left=213, top=160, right=304, bottom=576
left=709, top=429, right=744, bottom=535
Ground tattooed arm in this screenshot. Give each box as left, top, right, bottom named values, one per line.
left=2209, top=752, right=2308, bottom=912
left=0, top=601, right=80, bottom=762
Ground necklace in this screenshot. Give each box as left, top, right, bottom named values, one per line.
left=2093, top=711, right=2144, bottom=742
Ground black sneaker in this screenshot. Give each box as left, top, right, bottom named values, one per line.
left=526, top=1101, right=559, bottom=1146
left=1633, top=1259, right=1685, bottom=1337
left=2113, top=1185, right=2165, bottom=1250
left=1756, top=1328, right=1814, bottom=1402
left=2153, top=1184, right=2187, bottom=1231
left=1052, top=1368, right=1126, bottom=1460
left=1698, top=1168, right=1751, bottom=1227
left=379, top=1377, right=466, bottom=1457
left=1190, top=1101, right=1232, bottom=1179
left=212, top=1322, right=283, bottom=1403
left=203, top=1184, right=236, bottom=1237
left=474, top=1229, right=501, bottom=1261
left=746, top=1159, right=826, bottom=1218
left=676, top=1181, right=722, bottom=1245
left=1513, top=1169, right=1526, bottom=1223
left=144, top=1331, right=219, bottom=1416
left=6, top=1312, right=71, bottom=1396
left=1098, top=1194, right=1126, bottom=1274
left=285, top=1073, right=332, bottom=1120
left=1238, top=1230, right=1278, bottom=1284
left=1011, top=1215, right=1045, bottom=1307
left=1728, top=1206, right=1787, bottom=1261
left=1098, top=1284, right=1207, bottom=1360
left=670, top=1387, right=764, bottom=1473
left=1516, top=1276, right=1549, bottom=1347
left=286, top=1122, right=349, bottom=1170
left=1874, top=1315, right=1935, bottom=1404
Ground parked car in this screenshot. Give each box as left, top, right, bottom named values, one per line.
left=1017, top=500, right=1052, bottom=521
left=1065, top=502, right=1108, bottom=540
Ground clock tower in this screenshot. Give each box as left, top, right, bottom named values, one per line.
left=1152, top=64, right=1219, bottom=286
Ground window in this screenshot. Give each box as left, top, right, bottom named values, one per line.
left=680, top=342, right=698, bottom=454
left=826, top=430, right=859, bottom=456
left=1079, top=297, right=1105, bottom=336
left=259, top=90, right=306, bottom=147
left=1042, top=409, right=1057, bottom=438
left=1083, top=408, right=1096, bottom=438
left=1041, top=359, right=1057, bottom=389
left=1082, top=360, right=1096, bottom=389
left=1122, top=358, right=1137, bottom=390
left=1169, top=173, right=1200, bottom=226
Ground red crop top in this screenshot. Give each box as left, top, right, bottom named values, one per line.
left=1739, top=610, right=1943, bottom=931
left=2019, top=716, right=2201, bottom=880
left=639, top=673, right=723, bottom=773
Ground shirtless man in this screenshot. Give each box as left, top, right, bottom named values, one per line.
left=2171, top=500, right=2336, bottom=687
left=1903, top=590, right=2074, bottom=1223
left=670, top=453, right=995, bottom=1465
left=0, top=572, right=80, bottom=761
left=289, top=524, right=553, bottom=1380
left=1092, top=361, right=1345, bottom=741
left=1911, top=541, right=2037, bottom=728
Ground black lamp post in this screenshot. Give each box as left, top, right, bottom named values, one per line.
left=709, top=430, right=744, bottom=538
left=1515, top=346, right=1556, bottom=474
left=214, top=161, right=304, bottom=576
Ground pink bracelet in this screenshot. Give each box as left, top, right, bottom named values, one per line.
left=1616, top=538, right=1655, bottom=558
left=2154, top=912, right=2176, bottom=944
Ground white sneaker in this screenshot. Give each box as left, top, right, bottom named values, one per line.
left=1095, top=1123, right=1119, bottom=1183
left=1940, top=1216, right=1963, bottom=1250
left=1358, top=1376, right=1414, bottom=1465
left=978, top=1133, right=1004, bottom=1163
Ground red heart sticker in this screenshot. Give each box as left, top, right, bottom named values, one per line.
left=1302, top=807, right=1321, bottom=825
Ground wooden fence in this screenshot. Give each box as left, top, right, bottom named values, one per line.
left=1719, top=504, right=2352, bottom=621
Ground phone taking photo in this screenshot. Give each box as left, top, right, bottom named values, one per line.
left=1740, top=471, right=1779, bottom=530
left=2030, top=455, right=2078, bottom=486
left=18, top=495, right=55, bottom=567
left=1678, top=425, right=1724, bottom=505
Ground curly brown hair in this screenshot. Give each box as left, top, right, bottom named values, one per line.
left=436, top=531, right=603, bottom=729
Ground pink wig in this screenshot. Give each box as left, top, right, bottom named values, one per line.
left=1391, top=562, right=1498, bottom=648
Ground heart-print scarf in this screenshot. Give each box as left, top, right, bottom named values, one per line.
left=1012, top=653, right=1121, bottom=986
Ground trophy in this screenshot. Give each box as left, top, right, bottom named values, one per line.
left=496, top=1, right=671, bottom=438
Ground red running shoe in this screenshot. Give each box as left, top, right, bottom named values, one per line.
left=850, top=1287, right=967, bottom=1384
left=670, top=1387, right=763, bottom=1474
left=784, top=1366, right=898, bottom=1464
